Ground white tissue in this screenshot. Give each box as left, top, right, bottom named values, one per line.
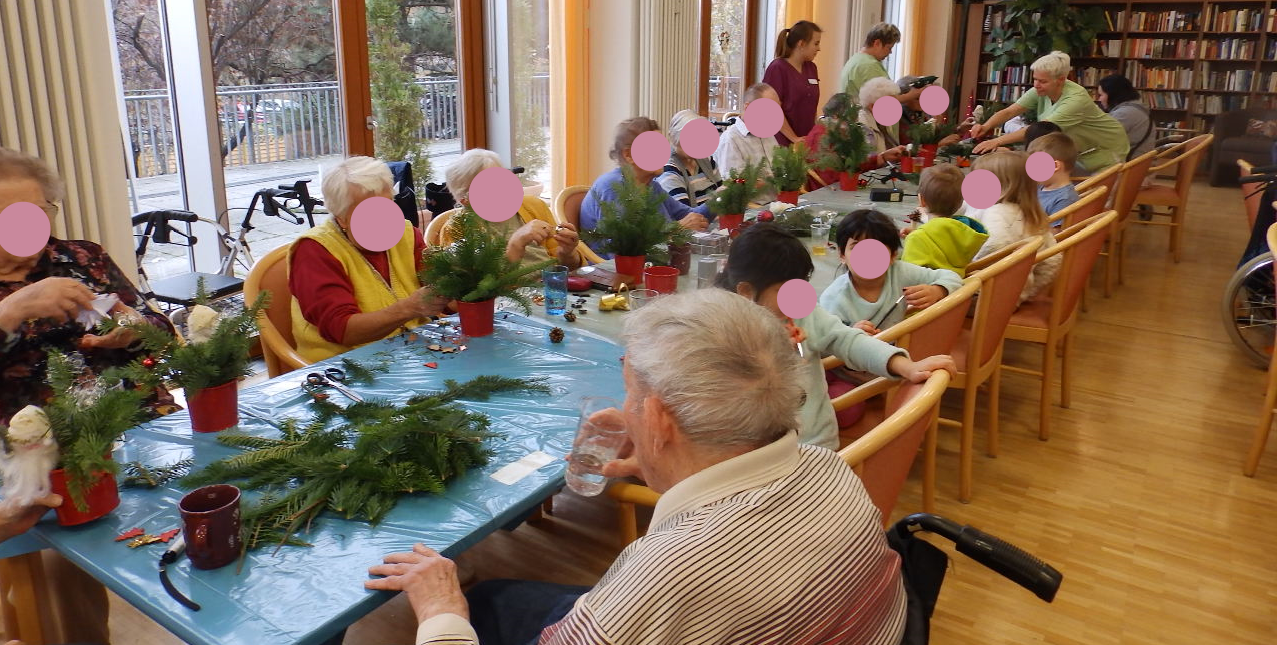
left=76, top=293, right=119, bottom=330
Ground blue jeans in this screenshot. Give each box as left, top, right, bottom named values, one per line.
left=466, top=579, right=591, bottom=645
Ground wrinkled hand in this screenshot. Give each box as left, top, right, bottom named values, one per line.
left=551, top=222, right=581, bottom=264
left=513, top=220, right=555, bottom=249
left=881, top=146, right=907, bottom=164
left=0, top=494, right=61, bottom=544
left=80, top=304, right=143, bottom=350
left=903, top=284, right=946, bottom=310
left=679, top=213, right=709, bottom=231
left=0, top=278, right=94, bottom=328
left=937, top=134, right=962, bottom=147
left=969, top=123, right=989, bottom=140
left=399, top=286, right=449, bottom=320
left=898, top=355, right=957, bottom=383
left=366, top=543, right=468, bottom=624
left=853, top=320, right=881, bottom=336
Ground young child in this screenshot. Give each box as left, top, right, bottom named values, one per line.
left=716, top=223, right=954, bottom=449
left=901, top=164, right=989, bottom=277
left=967, top=150, right=1061, bottom=303
left=818, top=209, right=964, bottom=336
left=1027, top=132, right=1081, bottom=221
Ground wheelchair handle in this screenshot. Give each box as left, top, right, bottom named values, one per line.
left=896, top=513, right=1062, bottom=603
left=1249, top=164, right=1277, bottom=175
left=132, top=209, right=199, bottom=227
left=1238, top=173, right=1277, bottom=186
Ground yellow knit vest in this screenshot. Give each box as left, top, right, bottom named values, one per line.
left=289, top=219, right=424, bottom=362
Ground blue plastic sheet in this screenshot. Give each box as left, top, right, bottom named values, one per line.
left=30, top=314, right=625, bottom=645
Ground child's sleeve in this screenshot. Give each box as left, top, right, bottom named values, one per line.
left=817, top=275, right=857, bottom=325
left=804, top=306, right=907, bottom=377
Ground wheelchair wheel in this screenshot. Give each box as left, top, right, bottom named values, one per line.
left=1222, top=252, right=1277, bottom=369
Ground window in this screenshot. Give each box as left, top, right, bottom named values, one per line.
left=882, top=0, right=905, bottom=79
left=709, top=0, right=749, bottom=117
left=507, top=0, right=552, bottom=192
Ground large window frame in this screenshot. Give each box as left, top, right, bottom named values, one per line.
left=697, top=0, right=759, bottom=119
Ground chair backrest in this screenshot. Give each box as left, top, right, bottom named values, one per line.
left=1075, top=162, right=1121, bottom=197
left=1111, top=148, right=1159, bottom=222
left=967, top=238, right=1043, bottom=369
left=838, top=370, right=950, bottom=522
left=243, top=245, right=309, bottom=377
left=1239, top=159, right=1262, bottom=229
left=880, top=278, right=980, bottom=359
left=554, top=185, right=590, bottom=230
left=1048, top=185, right=1108, bottom=228
left=1169, top=134, right=1215, bottom=195
left=424, top=208, right=458, bottom=247
left=1040, top=211, right=1119, bottom=327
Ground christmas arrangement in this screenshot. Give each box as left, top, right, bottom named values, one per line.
left=768, top=142, right=810, bottom=204
left=581, top=166, right=684, bottom=284
left=816, top=104, right=871, bottom=190
left=709, top=159, right=765, bottom=219
left=906, top=120, right=958, bottom=147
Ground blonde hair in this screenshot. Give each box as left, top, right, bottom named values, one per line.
left=609, top=117, right=660, bottom=163
left=918, top=164, right=965, bottom=217
left=1026, top=132, right=1078, bottom=170
left=322, top=156, right=393, bottom=222
left=445, top=149, right=503, bottom=203
left=1031, top=51, right=1072, bottom=80
left=973, top=151, right=1048, bottom=232
left=0, top=147, right=65, bottom=204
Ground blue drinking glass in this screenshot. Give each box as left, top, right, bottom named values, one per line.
left=543, top=265, right=569, bottom=315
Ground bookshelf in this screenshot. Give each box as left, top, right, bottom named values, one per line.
left=959, top=0, right=1277, bottom=137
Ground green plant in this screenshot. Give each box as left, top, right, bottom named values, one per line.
left=368, top=0, right=429, bottom=188
left=419, top=207, right=553, bottom=311
left=939, top=141, right=976, bottom=159
left=582, top=166, right=683, bottom=258
left=769, top=142, right=810, bottom=193
left=709, top=160, right=765, bottom=215
left=984, top=0, right=1106, bottom=73
left=816, top=106, right=871, bottom=174
left=906, top=121, right=958, bottom=146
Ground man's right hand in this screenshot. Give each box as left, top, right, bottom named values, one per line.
left=0, top=278, right=95, bottom=333
left=679, top=213, right=709, bottom=231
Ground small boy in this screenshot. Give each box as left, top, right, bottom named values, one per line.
left=901, top=164, right=989, bottom=278
left=1027, top=132, right=1081, bottom=221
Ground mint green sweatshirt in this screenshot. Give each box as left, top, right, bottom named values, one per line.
left=817, top=262, right=964, bottom=330
left=794, top=306, right=908, bottom=450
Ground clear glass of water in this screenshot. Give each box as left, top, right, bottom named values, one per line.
left=566, top=396, right=628, bottom=496
left=543, top=265, right=569, bottom=315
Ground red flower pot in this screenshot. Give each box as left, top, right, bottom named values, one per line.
left=958, top=156, right=971, bottom=168
left=49, top=467, right=119, bottom=526
left=838, top=172, right=859, bottom=191
left=900, top=156, right=914, bottom=173
left=778, top=189, right=800, bottom=205
left=921, top=144, right=939, bottom=157
left=644, top=266, right=679, bottom=294
left=717, top=213, right=744, bottom=235
left=668, top=243, right=692, bottom=275
left=456, top=299, right=496, bottom=337
left=614, top=255, right=647, bottom=286
left=187, top=380, right=239, bottom=433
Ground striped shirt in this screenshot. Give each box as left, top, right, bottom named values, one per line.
left=658, top=157, right=722, bottom=207
left=416, top=431, right=906, bottom=645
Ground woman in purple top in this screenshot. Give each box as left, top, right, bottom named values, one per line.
left=762, top=20, right=823, bottom=147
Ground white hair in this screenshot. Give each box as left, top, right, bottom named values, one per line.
left=620, top=289, right=805, bottom=449
left=445, top=149, right=503, bottom=204
left=322, top=156, right=393, bottom=221
left=667, top=109, right=700, bottom=152
left=859, top=76, right=900, bottom=109
left=0, top=147, right=65, bottom=203
left=1031, top=51, right=1072, bottom=80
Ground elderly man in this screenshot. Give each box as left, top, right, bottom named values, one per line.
left=714, top=82, right=781, bottom=202
left=289, top=156, right=448, bottom=362
left=366, top=289, right=907, bottom=645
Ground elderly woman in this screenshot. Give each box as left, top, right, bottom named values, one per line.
left=366, top=288, right=908, bottom=645
left=858, top=77, right=911, bottom=157
left=805, top=92, right=904, bottom=190
left=289, top=156, right=447, bottom=362
left=0, top=147, right=178, bottom=424
left=973, top=51, right=1129, bottom=172
left=580, top=117, right=711, bottom=257
left=442, top=149, right=582, bottom=269
left=657, top=110, right=723, bottom=207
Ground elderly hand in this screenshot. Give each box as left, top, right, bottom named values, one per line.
left=0, top=277, right=94, bottom=332
left=552, top=223, right=581, bottom=265
left=80, top=304, right=143, bottom=350
left=937, top=134, right=961, bottom=147
left=881, top=146, right=907, bottom=164
left=513, top=220, right=555, bottom=250
left=366, top=543, right=469, bottom=625
left=0, top=494, right=61, bottom=544
left=679, top=213, right=709, bottom=232
left=398, top=287, right=449, bottom=321
left=969, top=123, right=989, bottom=140
left=903, top=284, right=946, bottom=310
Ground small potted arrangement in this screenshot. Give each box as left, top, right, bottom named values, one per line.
left=0, top=353, right=151, bottom=525
left=581, top=166, right=683, bottom=284
left=709, top=160, right=764, bottom=235
left=769, top=141, right=810, bottom=206
left=940, top=140, right=976, bottom=167
left=907, top=120, right=958, bottom=164
left=419, top=206, right=553, bottom=336
left=816, top=106, right=871, bottom=191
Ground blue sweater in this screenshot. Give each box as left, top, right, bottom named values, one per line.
left=818, top=261, right=964, bottom=331
left=579, top=167, right=713, bottom=257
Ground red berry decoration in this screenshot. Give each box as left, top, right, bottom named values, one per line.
left=757, top=211, right=775, bottom=222
left=142, top=357, right=156, bottom=368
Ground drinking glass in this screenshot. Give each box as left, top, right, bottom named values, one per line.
left=566, top=396, right=628, bottom=496
left=811, top=224, right=831, bottom=255
left=543, top=265, right=569, bottom=315
left=628, top=288, right=660, bottom=310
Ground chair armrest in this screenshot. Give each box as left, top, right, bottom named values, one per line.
left=831, top=376, right=896, bottom=411
left=577, top=242, right=606, bottom=266
left=607, top=481, right=661, bottom=507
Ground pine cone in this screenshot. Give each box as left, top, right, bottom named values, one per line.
left=563, top=312, right=577, bottom=322
left=549, top=327, right=565, bottom=343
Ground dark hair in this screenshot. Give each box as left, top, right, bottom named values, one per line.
left=822, top=92, right=853, bottom=119
left=775, top=20, right=822, bottom=59
left=835, top=209, right=901, bottom=255
left=1097, top=74, right=1140, bottom=110
left=715, top=223, right=814, bottom=297
left=1024, top=121, right=1062, bottom=146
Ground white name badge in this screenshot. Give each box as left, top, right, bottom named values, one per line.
left=807, top=78, right=819, bottom=84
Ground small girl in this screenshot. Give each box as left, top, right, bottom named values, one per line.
left=717, top=223, right=954, bottom=450
left=965, top=150, right=1060, bottom=303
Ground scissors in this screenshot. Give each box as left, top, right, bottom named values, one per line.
left=304, top=367, right=364, bottom=403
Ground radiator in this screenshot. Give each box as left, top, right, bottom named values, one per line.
left=635, top=0, right=700, bottom=124
left=0, top=0, right=136, bottom=274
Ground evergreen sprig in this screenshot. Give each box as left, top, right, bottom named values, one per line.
left=581, top=166, right=681, bottom=258
left=121, top=458, right=194, bottom=488
left=817, top=104, right=871, bottom=174
left=338, top=357, right=389, bottom=385
left=769, top=141, right=810, bottom=193
left=419, top=207, right=554, bottom=313
left=709, top=160, right=765, bottom=216
left=181, top=375, right=551, bottom=552
left=906, top=120, right=958, bottom=146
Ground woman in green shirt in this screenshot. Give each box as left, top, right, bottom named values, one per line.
left=972, top=51, right=1129, bottom=172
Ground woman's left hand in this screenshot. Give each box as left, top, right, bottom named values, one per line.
left=79, top=304, right=142, bottom=350
left=552, top=223, right=581, bottom=264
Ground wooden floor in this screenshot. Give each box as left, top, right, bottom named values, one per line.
left=105, top=181, right=1277, bottom=644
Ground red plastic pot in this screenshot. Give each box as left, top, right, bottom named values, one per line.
left=49, top=467, right=119, bottom=526
left=187, top=380, right=239, bottom=433
left=778, top=189, right=800, bottom=205
left=614, top=255, right=647, bottom=286
left=456, top=299, right=496, bottom=337
left=900, top=156, right=914, bottom=173
left=921, top=144, right=939, bottom=157
left=838, top=172, right=859, bottom=191
left=644, top=266, right=679, bottom=294
left=717, top=213, right=744, bottom=235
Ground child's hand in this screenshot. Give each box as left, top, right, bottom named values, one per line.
left=900, top=226, right=912, bottom=238
left=890, top=354, right=957, bottom=382
left=853, top=320, right=881, bottom=335
left=903, top=284, right=946, bottom=310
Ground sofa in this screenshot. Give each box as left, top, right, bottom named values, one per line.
left=1209, top=108, right=1277, bottom=186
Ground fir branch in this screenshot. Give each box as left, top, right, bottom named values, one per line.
left=121, top=458, right=195, bottom=488
left=906, top=120, right=958, bottom=146
left=817, top=105, right=871, bottom=174
left=338, top=357, right=389, bottom=385
left=419, top=207, right=555, bottom=307
left=581, top=166, right=682, bottom=258
left=769, top=141, right=810, bottom=193
left=709, top=160, right=765, bottom=216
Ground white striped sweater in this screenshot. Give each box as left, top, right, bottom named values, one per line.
left=416, top=432, right=906, bottom=645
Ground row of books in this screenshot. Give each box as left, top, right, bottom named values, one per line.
left=1267, top=40, right=1277, bottom=61
left=979, top=85, right=1027, bottom=104
left=1258, top=96, right=1277, bottom=110
left=1075, top=67, right=1117, bottom=88
left=982, top=6, right=1007, bottom=32
left=1198, top=69, right=1255, bottom=92
left=1154, top=119, right=1190, bottom=132
left=1129, top=9, right=1201, bottom=32
left=1146, top=92, right=1188, bottom=110
left=1102, top=9, right=1126, bottom=32
left=1127, top=38, right=1199, bottom=59
left=1262, top=72, right=1277, bottom=94
left=1090, top=39, right=1121, bottom=58
left=1123, top=61, right=1194, bottom=90
left=1193, top=94, right=1250, bottom=113
left=979, top=63, right=1031, bottom=85
left=1201, top=38, right=1258, bottom=60
left=1204, top=6, right=1267, bottom=32
left=1190, top=117, right=1208, bottom=132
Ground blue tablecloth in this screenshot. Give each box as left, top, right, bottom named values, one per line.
left=29, top=314, right=626, bottom=645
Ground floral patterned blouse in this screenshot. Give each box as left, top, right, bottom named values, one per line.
left=0, top=238, right=178, bottom=424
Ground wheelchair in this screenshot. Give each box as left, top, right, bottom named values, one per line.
left=1223, top=166, right=1277, bottom=368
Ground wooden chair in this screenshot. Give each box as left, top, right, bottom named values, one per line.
left=1047, top=185, right=1108, bottom=229
left=1239, top=159, right=1262, bottom=230
left=1074, top=161, right=1122, bottom=199
left=1129, top=133, right=1215, bottom=262
left=1244, top=223, right=1277, bottom=476
left=243, top=245, right=309, bottom=377
left=825, top=278, right=982, bottom=513
left=552, top=186, right=606, bottom=265
left=423, top=207, right=458, bottom=248
left=1001, top=211, right=1119, bottom=445
left=1099, top=148, right=1159, bottom=297
left=0, top=537, right=51, bottom=645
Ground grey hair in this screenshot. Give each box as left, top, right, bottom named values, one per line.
left=743, top=82, right=774, bottom=104
left=322, top=156, right=393, bottom=221
left=0, top=147, right=65, bottom=204
left=445, top=148, right=503, bottom=204
left=863, top=22, right=901, bottom=48
left=667, top=109, right=701, bottom=153
left=859, top=76, right=900, bottom=108
left=620, top=289, right=805, bottom=449
left=1031, top=51, right=1072, bottom=80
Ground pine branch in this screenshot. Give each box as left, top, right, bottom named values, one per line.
left=121, top=458, right=194, bottom=488
left=582, top=166, right=681, bottom=257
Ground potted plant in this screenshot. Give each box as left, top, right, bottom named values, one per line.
left=419, top=206, right=554, bottom=336
left=581, top=166, right=683, bottom=284
left=769, top=141, right=810, bottom=205
left=709, top=160, right=765, bottom=235
left=816, top=106, right=870, bottom=191
left=983, top=1, right=1105, bottom=74
left=906, top=120, right=958, bottom=161
left=940, top=140, right=976, bottom=167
